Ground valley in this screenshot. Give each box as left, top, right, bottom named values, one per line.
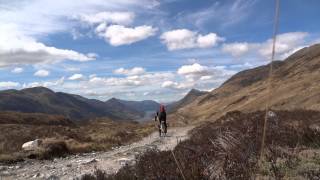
left=0, top=43, right=320, bottom=179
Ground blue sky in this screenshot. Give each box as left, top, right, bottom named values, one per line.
left=0, top=0, right=320, bottom=102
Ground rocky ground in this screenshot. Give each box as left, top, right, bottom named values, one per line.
left=0, top=126, right=194, bottom=180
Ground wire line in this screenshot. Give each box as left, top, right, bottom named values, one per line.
left=258, top=0, right=281, bottom=169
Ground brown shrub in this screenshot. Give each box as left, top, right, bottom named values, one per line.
left=0, top=117, right=154, bottom=163
left=88, top=110, right=320, bottom=180
left=25, top=139, right=70, bottom=160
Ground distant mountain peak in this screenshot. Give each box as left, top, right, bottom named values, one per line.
left=22, top=86, right=54, bottom=93
left=189, top=88, right=205, bottom=94
left=166, top=88, right=208, bottom=113
left=107, top=97, right=119, bottom=101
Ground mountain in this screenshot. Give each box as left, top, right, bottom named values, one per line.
left=105, top=98, right=145, bottom=120
left=115, top=99, right=160, bottom=112
left=0, top=87, right=157, bottom=121
left=105, top=98, right=160, bottom=121
left=171, top=43, right=320, bottom=124
left=167, top=89, right=208, bottom=113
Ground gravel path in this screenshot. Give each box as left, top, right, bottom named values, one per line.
left=0, top=126, right=194, bottom=180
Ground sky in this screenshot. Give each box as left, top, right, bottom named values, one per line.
left=0, top=0, right=320, bottom=102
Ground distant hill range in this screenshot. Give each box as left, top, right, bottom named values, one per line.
left=170, top=43, right=320, bottom=124
left=0, top=87, right=160, bottom=122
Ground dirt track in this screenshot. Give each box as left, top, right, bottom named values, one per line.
left=0, top=126, right=194, bottom=180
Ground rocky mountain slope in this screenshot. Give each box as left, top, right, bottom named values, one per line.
left=172, top=43, right=320, bottom=124
left=0, top=87, right=159, bottom=121
left=167, top=89, right=207, bottom=113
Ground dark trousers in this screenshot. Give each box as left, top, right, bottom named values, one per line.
left=159, top=120, right=167, bottom=134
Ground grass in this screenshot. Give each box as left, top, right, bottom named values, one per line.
left=82, top=110, right=320, bottom=180
left=0, top=114, right=154, bottom=163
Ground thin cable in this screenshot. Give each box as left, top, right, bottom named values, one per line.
left=171, top=150, right=186, bottom=180
left=259, top=0, right=280, bottom=165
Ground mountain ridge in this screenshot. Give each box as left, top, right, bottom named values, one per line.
left=0, top=87, right=160, bottom=121
left=167, top=88, right=208, bottom=113
left=170, top=43, right=320, bottom=124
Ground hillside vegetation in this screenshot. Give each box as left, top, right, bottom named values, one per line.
left=170, top=44, right=320, bottom=124
left=0, top=113, right=154, bottom=163
left=84, top=110, right=320, bottom=179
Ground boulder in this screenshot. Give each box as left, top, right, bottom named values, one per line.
left=22, top=139, right=42, bottom=151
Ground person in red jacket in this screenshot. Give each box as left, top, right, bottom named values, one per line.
left=155, top=105, right=167, bottom=136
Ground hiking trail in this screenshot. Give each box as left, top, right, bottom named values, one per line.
left=0, top=126, right=194, bottom=180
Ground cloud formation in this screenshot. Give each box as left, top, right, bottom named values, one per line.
left=0, top=0, right=160, bottom=67
left=101, top=25, right=158, bottom=46
left=0, top=25, right=95, bottom=67
left=222, top=32, right=309, bottom=59
left=76, top=11, right=135, bottom=25
left=113, top=67, right=146, bottom=76
left=34, top=70, right=50, bottom=77
left=23, top=77, right=65, bottom=89
left=11, top=67, right=24, bottom=74
left=160, top=29, right=224, bottom=51
left=222, top=42, right=250, bottom=57
left=0, top=81, right=20, bottom=89
left=161, top=63, right=236, bottom=90
left=178, top=63, right=209, bottom=76
left=68, top=74, right=85, bottom=81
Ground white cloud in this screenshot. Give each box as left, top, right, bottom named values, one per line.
left=177, top=0, right=257, bottom=29
left=23, top=77, right=65, bottom=88
left=0, top=0, right=161, bottom=67
left=102, top=25, right=158, bottom=46
left=200, top=76, right=213, bottom=80
left=113, top=67, right=146, bottom=76
left=0, top=81, right=20, bottom=89
left=161, top=63, right=236, bottom=91
left=6, top=63, right=234, bottom=102
left=89, top=74, right=97, bottom=78
left=0, top=25, right=95, bottom=67
left=197, top=33, right=225, bottom=48
left=65, top=67, right=81, bottom=72
left=161, top=80, right=195, bottom=90
left=11, top=67, right=24, bottom=74
left=160, top=29, right=197, bottom=50
left=222, top=32, right=309, bottom=60
left=222, top=42, right=250, bottom=57
left=89, top=72, right=174, bottom=88
left=34, top=69, right=50, bottom=77
left=68, top=74, right=85, bottom=81
left=178, top=63, right=209, bottom=76
left=77, top=11, right=135, bottom=25
left=258, top=32, right=308, bottom=58
left=95, top=23, right=107, bottom=34
left=161, top=81, right=178, bottom=88
left=160, top=29, right=224, bottom=51
left=177, top=63, right=215, bottom=83
left=230, top=62, right=253, bottom=69
left=0, top=0, right=159, bottom=37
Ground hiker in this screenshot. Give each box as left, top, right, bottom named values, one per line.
left=155, top=105, right=167, bottom=136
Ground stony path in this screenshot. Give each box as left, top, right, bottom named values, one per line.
left=0, top=126, right=194, bottom=180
